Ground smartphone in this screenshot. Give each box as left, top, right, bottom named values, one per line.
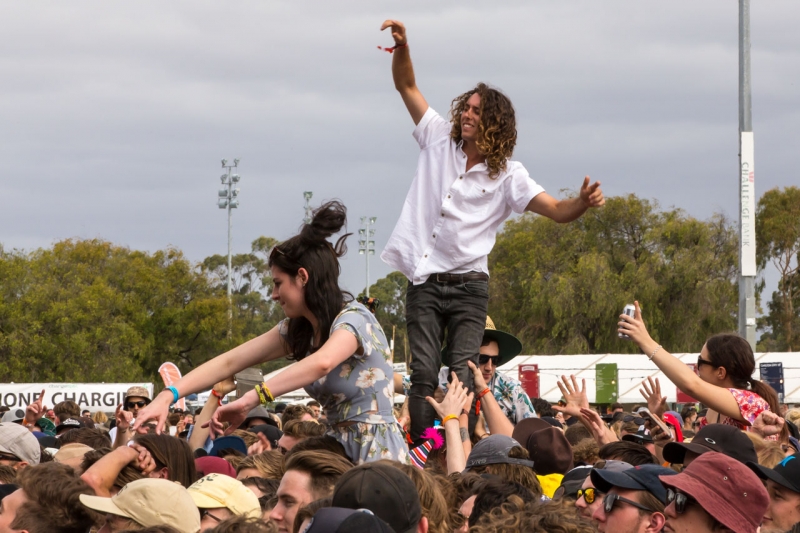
left=639, top=408, right=671, bottom=436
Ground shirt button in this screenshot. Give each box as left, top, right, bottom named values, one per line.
left=447, top=195, right=451, bottom=199
left=441, top=212, right=444, bottom=217
left=424, top=254, right=428, bottom=258
left=460, top=176, right=464, bottom=179
left=432, top=234, right=436, bottom=238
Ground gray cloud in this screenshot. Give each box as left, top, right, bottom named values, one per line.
left=0, top=0, right=797, bottom=301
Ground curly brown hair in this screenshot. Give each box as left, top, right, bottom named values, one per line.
left=449, top=83, right=517, bottom=179
left=471, top=499, right=598, bottom=533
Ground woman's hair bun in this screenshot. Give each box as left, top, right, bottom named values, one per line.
left=300, top=200, right=348, bottom=249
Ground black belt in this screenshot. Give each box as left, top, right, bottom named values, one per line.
left=431, top=272, right=489, bottom=284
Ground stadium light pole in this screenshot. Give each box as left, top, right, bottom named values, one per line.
left=359, top=217, right=376, bottom=296
left=303, top=191, right=313, bottom=224
left=738, top=1, right=756, bottom=349
left=217, top=158, right=241, bottom=340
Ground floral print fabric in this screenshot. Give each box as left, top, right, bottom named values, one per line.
left=280, top=302, right=409, bottom=464
left=697, top=388, right=777, bottom=441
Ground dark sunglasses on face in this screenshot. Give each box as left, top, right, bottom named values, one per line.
left=665, top=488, right=693, bottom=514
left=696, top=356, right=718, bottom=369
left=623, top=415, right=646, bottom=425
left=577, top=487, right=599, bottom=504
left=0, top=453, right=20, bottom=462
left=603, top=493, right=658, bottom=514
left=126, top=401, right=147, bottom=409
left=478, top=354, right=499, bottom=366
left=201, top=509, right=224, bottom=523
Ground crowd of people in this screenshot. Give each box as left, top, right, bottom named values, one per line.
left=2, top=374, right=800, bottom=533
left=2, top=17, right=796, bottom=533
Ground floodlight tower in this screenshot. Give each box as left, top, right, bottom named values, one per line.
left=359, top=216, right=377, bottom=296
left=303, top=191, right=313, bottom=224
left=217, top=158, right=241, bottom=339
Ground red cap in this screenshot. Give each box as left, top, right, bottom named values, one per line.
left=659, top=452, right=768, bottom=533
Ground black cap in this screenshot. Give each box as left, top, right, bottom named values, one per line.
left=621, top=429, right=653, bottom=445
left=662, top=424, right=757, bottom=465
left=332, top=463, right=420, bottom=533
left=305, top=507, right=395, bottom=533
left=464, top=435, right=533, bottom=470
left=748, top=453, right=800, bottom=494
left=591, top=464, right=678, bottom=504
left=248, top=424, right=283, bottom=449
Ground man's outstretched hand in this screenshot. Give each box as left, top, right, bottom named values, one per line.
left=380, top=20, right=407, bottom=46
left=580, top=176, right=605, bottom=208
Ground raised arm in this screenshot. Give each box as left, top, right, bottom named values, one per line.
left=381, top=19, right=428, bottom=125
left=618, top=301, right=747, bottom=423
left=525, top=176, right=604, bottom=223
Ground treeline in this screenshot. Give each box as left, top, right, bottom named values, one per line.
left=1, top=189, right=796, bottom=383
left=0, top=237, right=286, bottom=384
left=368, top=189, right=800, bottom=359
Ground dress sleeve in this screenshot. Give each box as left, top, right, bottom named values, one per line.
left=728, top=388, right=769, bottom=425
left=330, top=306, right=369, bottom=360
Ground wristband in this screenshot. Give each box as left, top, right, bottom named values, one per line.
left=460, top=409, right=469, bottom=417
left=210, top=389, right=223, bottom=406
left=477, top=388, right=491, bottom=399
left=165, top=386, right=179, bottom=405
left=379, top=42, right=408, bottom=54
left=442, top=414, right=459, bottom=424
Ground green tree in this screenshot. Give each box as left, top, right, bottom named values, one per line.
left=756, top=186, right=800, bottom=351
left=0, top=239, right=232, bottom=383
left=488, top=194, right=739, bottom=354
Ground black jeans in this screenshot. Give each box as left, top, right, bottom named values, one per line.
left=405, top=277, right=489, bottom=443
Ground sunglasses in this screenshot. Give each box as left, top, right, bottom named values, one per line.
left=623, top=415, right=645, bottom=425
left=665, top=488, right=694, bottom=514
left=201, top=509, right=225, bottom=523
left=478, top=354, right=500, bottom=366
left=696, top=356, right=718, bottom=369
left=603, top=493, right=658, bottom=514
left=0, top=453, right=20, bottom=462
left=577, top=487, right=599, bottom=504
left=126, top=401, right=147, bottom=409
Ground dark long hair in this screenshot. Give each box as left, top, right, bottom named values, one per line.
left=706, top=334, right=786, bottom=438
left=269, top=200, right=352, bottom=360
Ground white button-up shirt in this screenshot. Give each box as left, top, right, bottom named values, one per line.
left=382, top=107, right=545, bottom=284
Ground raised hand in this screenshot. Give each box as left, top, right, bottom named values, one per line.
left=578, top=408, right=619, bottom=446
left=467, top=360, right=488, bottom=392
left=579, top=176, right=605, bottom=208
left=205, top=397, right=252, bottom=438
left=380, top=19, right=407, bottom=46
left=639, top=377, right=667, bottom=419
left=25, top=389, right=47, bottom=426
left=248, top=433, right=272, bottom=455
left=426, top=373, right=472, bottom=421
left=618, top=301, right=655, bottom=348
left=115, top=404, right=134, bottom=430
left=553, top=375, right=589, bottom=418
left=752, top=411, right=785, bottom=438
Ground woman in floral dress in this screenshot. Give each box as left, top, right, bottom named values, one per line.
left=133, top=201, right=409, bottom=463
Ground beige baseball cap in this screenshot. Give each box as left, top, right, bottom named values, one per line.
left=0, top=422, right=40, bottom=465
left=80, top=478, right=200, bottom=533
left=188, top=473, right=261, bottom=519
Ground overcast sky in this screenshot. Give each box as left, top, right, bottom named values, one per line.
left=1, top=1, right=798, bottom=311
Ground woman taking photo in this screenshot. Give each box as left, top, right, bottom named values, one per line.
left=133, top=201, right=408, bottom=464
left=618, top=301, right=783, bottom=441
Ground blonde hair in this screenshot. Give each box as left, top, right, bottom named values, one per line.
left=785, top=409, right=800, bottom=427
left=91, top=411, right=108, bottom=425
left=236, top=451, right=285, bottom=480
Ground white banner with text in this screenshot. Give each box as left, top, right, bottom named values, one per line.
left=0, top=383, right=153, bottom=412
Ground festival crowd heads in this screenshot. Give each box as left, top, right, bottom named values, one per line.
left=0, top=18, right=796, bottom=533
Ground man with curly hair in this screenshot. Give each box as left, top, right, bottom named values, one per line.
left=379, top=19, right=605, bottom=443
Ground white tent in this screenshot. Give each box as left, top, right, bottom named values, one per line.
left=265, top=354, right=800, bottom=405
left=498, top=352, right=800, bottom=404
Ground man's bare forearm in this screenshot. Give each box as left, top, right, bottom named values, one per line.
left=392, top=46, right=416, bottom=93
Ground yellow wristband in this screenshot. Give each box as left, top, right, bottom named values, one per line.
left=442, top=414, right=459, bottom=424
